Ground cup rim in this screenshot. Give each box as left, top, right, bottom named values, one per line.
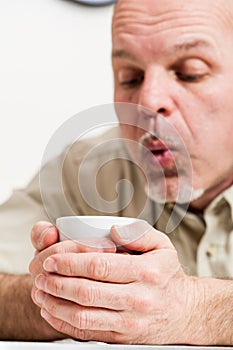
left=56, top=216, right=147, bottom=243
left=56, top=215, right=144, bottom=223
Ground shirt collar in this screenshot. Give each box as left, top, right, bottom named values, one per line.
left=221, top=185, right=233, bottom=222
left=204, top=184, right=233, bottom=222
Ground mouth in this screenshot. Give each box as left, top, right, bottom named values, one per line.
left=150, top=149, right=173, bottom=167
left=143, top=139, right=175, bottom=168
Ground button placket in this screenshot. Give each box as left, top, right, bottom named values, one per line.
left=197, top=199, right=232, bottom=278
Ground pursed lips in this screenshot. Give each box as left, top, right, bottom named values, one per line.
left=143, top=137, right=171, bottom=152
left=141, top=137, right=176, bottom=168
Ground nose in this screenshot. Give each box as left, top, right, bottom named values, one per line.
left=137, top=66, right=175, bottom=118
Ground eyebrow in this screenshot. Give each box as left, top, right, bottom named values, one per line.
left=112, top=39, right=214, bottom=60
left=112, top=49, right=136, bottom=60
left=172, top=39, right=214, bottom=54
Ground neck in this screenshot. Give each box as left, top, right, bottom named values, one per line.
left=190, top=176, right=233, bottom=212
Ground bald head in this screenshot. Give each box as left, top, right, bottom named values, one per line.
left=112, top=0, right=233, bottom=32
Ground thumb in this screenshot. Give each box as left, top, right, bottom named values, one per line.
left=31, top=221, right=59, bottom=251
left=110, top=220, right=174, bottom=253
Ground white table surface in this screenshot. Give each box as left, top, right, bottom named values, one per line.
left=0, top=340, right=232, bottom=350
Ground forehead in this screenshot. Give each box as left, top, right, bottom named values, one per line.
left=112, top=0, right=233, bottom=38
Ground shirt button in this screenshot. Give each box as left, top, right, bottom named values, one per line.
left=206, top=244, right=217, bottom=257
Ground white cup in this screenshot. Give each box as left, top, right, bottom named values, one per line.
left=56, top=215, right=146, bottom=246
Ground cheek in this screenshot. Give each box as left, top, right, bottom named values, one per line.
left=177, top=86, right=224, bottom=148
left=120, top=125, right=143, bottom=142
left=114, top=90, right=134, bottom=104
left=114, top=82, right=140, bottom=104
left=182, top=86, right=233, bottom=180
left=194, top=87, right=233, bottom=149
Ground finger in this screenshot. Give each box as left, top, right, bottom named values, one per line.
left=35, top=273, right=139, bottom=310
left=34, top=289, right=125, bottom=332
left=43, top=252, right=139, bottom=283
left=110, top=221, right=174, bottom=253
left=29, top=239, right=116, bottom=277
left=31, top=221, right=58, bottom=251
left=30, top=241, right=80, bottom=277
left=40, top=306, right=124, bottom=343
left=31, top=285, right=39, bottom=307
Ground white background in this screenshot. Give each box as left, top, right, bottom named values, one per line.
left=0, top=0, right=114, bottom=203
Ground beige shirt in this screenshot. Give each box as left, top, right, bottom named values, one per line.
left=0, top=128, right=232, bottom=278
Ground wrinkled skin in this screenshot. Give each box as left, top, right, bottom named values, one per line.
left=30, top=221, right=206, bottom=345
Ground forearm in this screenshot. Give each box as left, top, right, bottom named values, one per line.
left=0, top=273, right=64, bottom=340
left=191, top=277, right=233, bottom=345
left=205, top=278, right=233, bottom=345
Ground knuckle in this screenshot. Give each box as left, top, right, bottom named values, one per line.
left=60, top=255, right=74, bottom=275
left=72, top=309, right=89, bottom=329
left=75, top=284, right=86, bottom=304
left=139, top=266, right=160, bottom=284
left=89, top=255, right=111, bottom=280
left=124, top=317, right=140, bottom=333
left=125, top=293, right=136, bottom=309
left=75, top=284, right=96, bottom=306
left=74, top=328, right=89, bottom=340
left=52, top=277, right=65, bottom=296
left=137, top=295, right=151, bottom=313
left=85, top=285, right=98, bottom=305
left=127, top=293, right=151, bottom=313
left=82, top=285, right=94, bottom=305
left=55, top=319, right=69, bottom=334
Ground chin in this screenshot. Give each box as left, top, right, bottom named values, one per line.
left=145, top=177, right=205, bottom=205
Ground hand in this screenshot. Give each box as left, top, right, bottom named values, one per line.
left=29, top=220, right=116, bottom=325
left=30, top=221, right=116, bottom=274
left=31, top=221, right=206, bottom=345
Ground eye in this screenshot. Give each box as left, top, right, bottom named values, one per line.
left=118, top=69, right=144, bottom=89
left=174, top=58, right=209, bottom=83
left=176, top=72, right=203, bottom=82
left=121, top=76, right=144, bottom=88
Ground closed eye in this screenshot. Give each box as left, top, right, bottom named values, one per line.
left=120, top=75, right=144, bottom=88
left=176, top=72, right=204, bottom=82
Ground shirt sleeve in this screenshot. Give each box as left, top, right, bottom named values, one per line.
left=0, top=172, right=50, bottom=274
left=0, top=145, right=85, bottom=275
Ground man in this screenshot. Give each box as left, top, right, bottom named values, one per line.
left=0, top=0, right=233, bottom=344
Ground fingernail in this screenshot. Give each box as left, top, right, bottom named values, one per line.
left=35, top=290, right=45, bottom=305
left=113, top=225, right=132, bottom=242
left=43, top=258, right=57, bottom=272
left=35, top=274, right=46, bottom=289
left=114, top=221, right=151, bottom=243
left=33, top=222, right=53, bottom=237
left=38, top=226, right=54, bottom=246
